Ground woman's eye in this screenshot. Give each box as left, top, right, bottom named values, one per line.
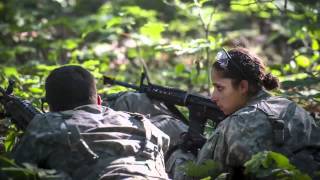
left=216, top=86, right=223, bottom=91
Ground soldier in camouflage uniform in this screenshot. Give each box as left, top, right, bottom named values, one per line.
left=106, top=92, right=188, bottom=155
left=13, top=65, right=170, bottom=180
left=106, top=91, right=191, bottom=179
left=170, top=47, right=320, bottom=179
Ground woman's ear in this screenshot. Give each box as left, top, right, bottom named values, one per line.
left=97, top=95, right=102, bottom=105
left=239, top=80, right=249, bottom=94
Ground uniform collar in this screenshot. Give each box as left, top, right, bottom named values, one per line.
left=72, top=104, right=105, bottom=114
left=246, top=89, right=271, bottom=107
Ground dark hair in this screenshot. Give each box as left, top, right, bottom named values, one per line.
left=213, top=47, right=279, bottom=96
left=45, top=65, right=97, bottom=111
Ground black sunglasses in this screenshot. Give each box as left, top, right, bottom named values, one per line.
left=216, top=48, right=248, bottom=80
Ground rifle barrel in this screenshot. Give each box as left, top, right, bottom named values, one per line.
left=104, top=77, right=140, bottom=91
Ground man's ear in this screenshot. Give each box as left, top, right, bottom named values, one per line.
left=97, top=95, right=102, bottom=105
left=239, top=80, right=249, bottom=94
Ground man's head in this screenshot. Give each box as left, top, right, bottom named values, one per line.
left=45, top=65, right=99, bottom=112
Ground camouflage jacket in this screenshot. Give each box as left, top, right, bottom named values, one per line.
left=13, top=104, right=170, bottom=180
left=106, top=92, right=188, bottom=153
left=197, top=90, right=318, bottom=173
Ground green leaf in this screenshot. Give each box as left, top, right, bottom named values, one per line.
left=64, top=39, right=79, bottom=50
left=312, top=39, right=319, bottom=50
left=3, top=67, right=19, bottom=77
left=295, top=55, right=310, bottom=68
left=244, top=151, right=311, bottom=179
left=4, top=127, right=19, bottom=152
left=28, top=87, right=43, bottom=94
left=175, top=64, right=185, bottom=74
left=183, top=160, right=220, bottom=178
left=122, top=6, right=156, bottom=19
left=0, top=2, right=4, bottom=12
left=82, top=59, right=100, bottom=70
left=106, top=17, right=122, bottom=28
left=139, top=22, right=165, bottom=41
left=268, top=151, right=293, bottom=169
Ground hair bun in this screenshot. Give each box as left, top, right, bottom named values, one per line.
left=262, top=73, right=280, bottom=90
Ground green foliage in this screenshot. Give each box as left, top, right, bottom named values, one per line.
left=244, top=151, right=311, bottom=180
left=0, top=155, right=69, bottom=179
left=4, top=126, right=20, bottom=152
left=182, top=160, right=221, bottom=178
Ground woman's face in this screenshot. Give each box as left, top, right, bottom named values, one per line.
left=211, top=69, right=249, bottom=115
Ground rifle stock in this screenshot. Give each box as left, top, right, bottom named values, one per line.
left=0, top=81, right=41, bottom=130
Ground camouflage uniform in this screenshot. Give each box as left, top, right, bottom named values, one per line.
left=106, top=92, right=189, bottom=179
left=13, top=104, right=170, bottom=180
left=197, top=90, right=318, bottom=168
left=107, top=92, right=188, bottom=153
left=164, top=89, right=320, bottom=179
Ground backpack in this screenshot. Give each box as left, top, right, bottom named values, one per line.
left=253, top=96, right=320, bottom=177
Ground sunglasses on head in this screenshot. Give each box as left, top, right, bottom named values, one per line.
left=215, top=48, right=248, bottom=80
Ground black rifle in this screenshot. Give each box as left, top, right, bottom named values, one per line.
left=0, top=80, right=41, bottom=130
left=104, top=73, right=225, bottom=123
left=104, top=73, right=226, bottom=154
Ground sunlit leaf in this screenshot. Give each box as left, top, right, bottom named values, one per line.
left=296, top=55, right=311, bottom=68
left=3, top=67, right=19, bottom=77
left=140, top=22, right=166, bottom=41
left=4, top=127, right=19, bottom=152
left=122, top=6, right=156, bottom=19
left=312, top=39, right=319, bottom=51
left=82, top=59, right=100, bottom=69
left=64, top=39, right=79, bottom=50
left=36, top=64, right=58, bottom=72
left=175, top=64, right=185, bottom=74
left=106, top=17, right=122, bottom=28
left=28, top=87, right=43, bottom=94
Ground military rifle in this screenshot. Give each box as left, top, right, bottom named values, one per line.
left=103, top=73, right=225, bottom=125
left=0, top=80, right=41, bottom=130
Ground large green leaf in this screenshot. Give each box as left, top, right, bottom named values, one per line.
left=139, top=22, right=166, bottom=41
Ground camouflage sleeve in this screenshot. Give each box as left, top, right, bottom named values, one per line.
left=197, top=121, right=226, bottom=168
left=12, top=114, right=54, bottom=166
left=221, top=110, right=273, bottom=168
left=197, top=108, right=273, bottom=171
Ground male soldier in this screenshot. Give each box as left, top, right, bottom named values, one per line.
left=106, top=92, right=197, bottom=179
left=106, top=92, right=189, bottom=153
left=13, top=65, right=170, bottom=180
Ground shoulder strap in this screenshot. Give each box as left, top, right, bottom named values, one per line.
left=128, top=112, right=162, bottom=160
left=63, top=122, right=99, bottom=164
left=254, top=99, right=297, bottom=147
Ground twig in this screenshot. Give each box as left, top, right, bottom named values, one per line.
left=194, top=0, right=216, bottom=95
left=284, top=0, right=287, bottom=15
left=231, top=0, right=274, bottom=6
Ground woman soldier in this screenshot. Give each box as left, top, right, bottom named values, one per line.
left=109, top=47, right=319, bottom=179
left=191, top=47, right=319, bottom=179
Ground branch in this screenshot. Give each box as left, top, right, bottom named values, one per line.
left=230, top=0, right=274, bottom=6
left=284, top=0, right=288, bottom=15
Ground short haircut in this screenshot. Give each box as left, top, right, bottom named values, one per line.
left=45, top=65, right=97, bottom=111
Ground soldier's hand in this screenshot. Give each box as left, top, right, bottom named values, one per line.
left=179, top=132, right=206, bottom=156
left=187, top=104, right=207, bottom=124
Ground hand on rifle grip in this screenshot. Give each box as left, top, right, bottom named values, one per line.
left=187, top=104, right=207, bottom=124
left=179, top=132, right=206, bottom=155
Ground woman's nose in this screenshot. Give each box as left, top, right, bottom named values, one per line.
left=211, top=91, right=218, bottom=102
